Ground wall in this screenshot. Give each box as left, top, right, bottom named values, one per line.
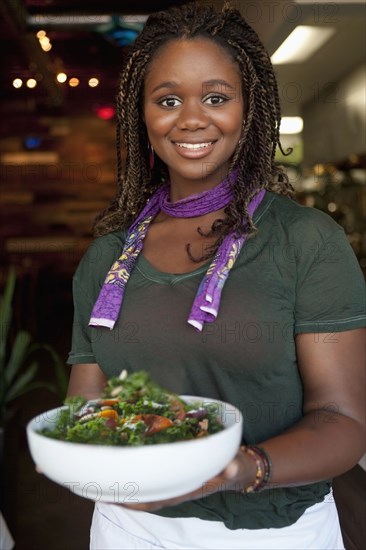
left=302, top=63, right=366, bottom=166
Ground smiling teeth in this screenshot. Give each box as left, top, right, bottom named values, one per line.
left=176, top=142, right=213, bottom=149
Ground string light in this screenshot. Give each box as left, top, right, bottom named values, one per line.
left=26, top=78, right=37, bottom=89
left=88, top=77, right=99, bottom=88
left=13, top=78, right=23, bottom=88
left=56, top=72, right=67, bottom=83
left=36, top=30, right=52, bottom=52
left=69, top=77, right=80, bottom=87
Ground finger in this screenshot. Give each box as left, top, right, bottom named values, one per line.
left=35, top=465, right=43, bottom=474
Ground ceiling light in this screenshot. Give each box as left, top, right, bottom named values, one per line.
left=280, top=117, right=303, bottom=134
left=13, top=78, right=23, bottom=89
left=88, top=78, right=99, bottom=88
left=56, top=72, right=67, bottom=83
left=37, top=32, right=52, bottom=52
left=271, top=26, right=335, bottom=64
left=39, top=36, right=50, bottom=47
left=26, top=78, right=37, bottom=89
left=28, top=15, right=112, bottom=26
left=119, top=15, right=148, bottom=24
left=69, top=78, right=80, bottom=87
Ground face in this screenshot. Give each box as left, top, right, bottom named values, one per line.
left=143, top=38, right=244, bottom=196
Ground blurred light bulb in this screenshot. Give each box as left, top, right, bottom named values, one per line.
left=26, top=78, right=37, bottom=89
left=41, top=43, right=52, bottom=52
left=88, top=77, right=99, bottom=88
left=57, top=72, right=67, bottom=83
left=95, top=106, right=115, bottom=120
left=69, top=78, right=80, bottom=87
left=40, top=36, right=50, bottom=46
left=36, top=30, right=46, bottom=39
left=280, top=117, right=303, bottom=134
left=13, top=78, right=23, bottom=88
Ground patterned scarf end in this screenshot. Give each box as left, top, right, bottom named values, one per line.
left=187, top=318, right=203, bottom=332
left=89, top=317, right=115, bottom=330
left=200, top=306, right=218, bottom=318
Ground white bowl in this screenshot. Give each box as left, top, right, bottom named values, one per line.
left=27, top=396, right=243, bottom=503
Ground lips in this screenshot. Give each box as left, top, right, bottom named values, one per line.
left=175, top=141, right=214, bottom=150
left=172, top=140, right=217, bottom=159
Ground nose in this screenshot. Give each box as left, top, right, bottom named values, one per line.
left=176, top=100, right=209, bottom=131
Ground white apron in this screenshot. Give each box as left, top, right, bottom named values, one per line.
left=90, top=490, right=345, bottom=550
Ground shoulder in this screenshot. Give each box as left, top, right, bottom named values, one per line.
left=81, top=231, right=126, bottom=265
left=258, top=193, right=361, bottom=279
left=263, top=192, right=344, bottom=246
left=74, top=231, right=126, bottom=291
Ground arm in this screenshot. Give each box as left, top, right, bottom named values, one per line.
left=259, top=327, right=365, bottom=486
left=67, top=363, right=107, bottom=400
left=125, top=328, right=365, bottom=510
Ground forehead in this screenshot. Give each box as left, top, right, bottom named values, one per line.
left=144, top=38, right=241, bottom=90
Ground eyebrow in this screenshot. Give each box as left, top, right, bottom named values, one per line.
left=151, top=81, right=178, bottom=93
left=151, top=79, right=236, bottom=94
left=203, top=79, right=236, bottom=91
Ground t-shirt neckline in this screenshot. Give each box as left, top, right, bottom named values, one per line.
left=136, top=191, right=275, bottom=284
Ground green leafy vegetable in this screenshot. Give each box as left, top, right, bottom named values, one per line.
left=39, top=371, right=224, bottom=446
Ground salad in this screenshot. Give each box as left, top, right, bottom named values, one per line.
left=40, top=370, right=224, bottom=446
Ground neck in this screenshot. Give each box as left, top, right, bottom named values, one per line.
left=169, top=178, right=220, bottom=201
left=159, top=171, right=235, bottom=219
left=168, top=164, right=231, bottom=201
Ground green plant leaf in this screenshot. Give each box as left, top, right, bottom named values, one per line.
left=5, top=380, right=57, bottom=403
left=43, top=344, right=69, bottom=397
left=4, top=331, right=32, bottom=386
left=5, top=361, right=38, bottom=403
left=0, top=267, right=16, bottom=372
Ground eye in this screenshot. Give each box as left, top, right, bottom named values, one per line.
left=204, top=94, right=229, bottom=105
left=158, top=96, right=182, bottom=108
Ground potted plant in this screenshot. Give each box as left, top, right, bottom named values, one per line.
left=0, top=268, right=52, bottom=428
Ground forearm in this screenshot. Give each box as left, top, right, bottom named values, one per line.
left=258, top=409, right=365, bottom=489
left=67, top=363, right=107, bottom=400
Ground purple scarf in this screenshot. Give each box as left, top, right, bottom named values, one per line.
left=89, top=174, right=265, bottom=332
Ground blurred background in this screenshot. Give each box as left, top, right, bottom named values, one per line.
left=0, top=1, right=364, bottom=549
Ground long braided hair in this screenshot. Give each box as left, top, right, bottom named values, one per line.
left=93, top=1, right=294, bottom=260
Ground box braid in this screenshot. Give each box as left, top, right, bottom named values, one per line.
left=93, top=1, right=294, bottom=260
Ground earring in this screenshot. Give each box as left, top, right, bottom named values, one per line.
left=148, top=142, right=155, bottom=170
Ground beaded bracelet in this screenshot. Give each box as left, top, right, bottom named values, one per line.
left=250, top=445, right=272, bottom=485
left=241, top=445, right=272, bottom=494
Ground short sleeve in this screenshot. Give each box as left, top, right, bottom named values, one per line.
left=66, top=232, right=126, bottom=365
left=294, top=227, right=366, bottom=334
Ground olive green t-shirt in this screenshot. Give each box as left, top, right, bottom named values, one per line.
left=68, top=192, right=366, bottom=529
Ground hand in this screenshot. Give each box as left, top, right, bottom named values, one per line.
left=122, top=448, right=255, bottom=512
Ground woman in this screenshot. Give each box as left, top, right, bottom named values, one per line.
left=67, top=3, right=365, bottom=549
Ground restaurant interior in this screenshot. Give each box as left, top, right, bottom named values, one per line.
left=0, top=0, right=365, bottom=548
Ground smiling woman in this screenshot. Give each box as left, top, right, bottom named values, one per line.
left=143, top=38, right=244, bottom=196
left=65, top=2, right=365, bottom=549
